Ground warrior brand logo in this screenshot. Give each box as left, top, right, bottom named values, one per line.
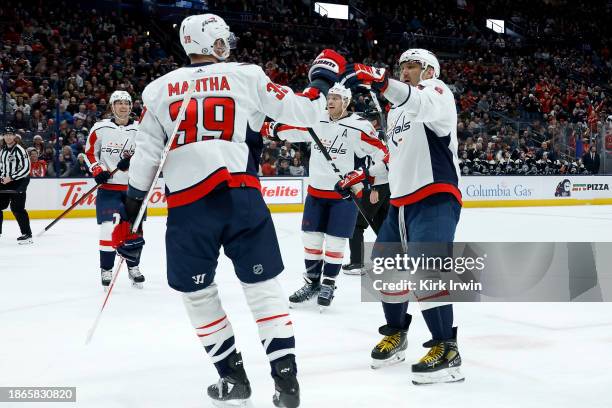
left=253, top=264, right=264, bottom=275
left=313, top=59, right=338, bottom=70
left=192, top=274, right=206, bottom=285
left=313, top=134, right=347, bottom=155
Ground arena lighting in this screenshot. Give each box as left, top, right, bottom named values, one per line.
left=314, top=2, right=349, bottom=20
left=486, top=18, right=505, bottom=34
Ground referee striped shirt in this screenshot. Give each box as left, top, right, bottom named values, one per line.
left=0, top=143, right=31, bottom=180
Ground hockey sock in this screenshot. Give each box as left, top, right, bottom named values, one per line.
left=99, top=251, right=116, bottom=270
left=242, top=277, right=296, bottom=377
left=382, top=301, right=409, bottom=329
left=304, top=259, right=322, bottom=281
left=322, top=234, right=345, bottom=278
left=422, top=304, right=454, bottom=341
left=182, top=283, right=238, bottom=378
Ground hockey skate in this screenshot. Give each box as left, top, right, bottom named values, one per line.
left=371, top=315, right=411, bottom=369
left=288, top=276, right=320, bottom=308
left=317, top=278, right=336, bottom=311
left=207, top=352, right=252, bottom=407
left=272, top=356, right=300, bottom=408
left=342, top=262, right=364, bottom=276
left=127, top=266, right=145, bottom=289
left=17, top=233, right=33, bottom=245
left=412, top=327, right=464, bottom=385
left=101, top=269, right=112, bottom=292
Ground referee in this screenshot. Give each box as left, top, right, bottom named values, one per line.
left=0, top=126, right=33, bottom=244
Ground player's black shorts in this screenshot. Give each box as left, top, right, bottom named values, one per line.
left=165, top=186, right=284, bottom=293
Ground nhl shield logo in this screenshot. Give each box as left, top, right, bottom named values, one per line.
left=253, top=264, right=264, bottom=275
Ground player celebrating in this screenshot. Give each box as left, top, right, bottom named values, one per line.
left=339, top=49, right=464, bottom=384
left=261, top=83, right=388, bottom=309
left=84, top=90, right=145, bottom=290
left=120, top=13, right=345, bottom=408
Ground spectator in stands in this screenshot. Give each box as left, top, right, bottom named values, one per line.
left=11, top=110, right=29, bottom=131
left=582, top=145, right=600, bottom=174
left=261, top=157, right=277, bottom=176
left=289, top=157, right=306, bottom=176
left=277, top=158, right=291, bottom=176
left=69, top=153, right=91, bottom=177
left=58, top=145, right=76, bottom=178
left=28, top=148, right=47, bottom=178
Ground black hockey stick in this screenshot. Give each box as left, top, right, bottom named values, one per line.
left=369, top=90, right=387, bottom=141
left=36, top=167, right=121, bottom=237
left=305, top=127, right=379, bottom=234
left=0, top=190, right=20, bottom=194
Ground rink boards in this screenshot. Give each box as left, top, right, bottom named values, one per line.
left=5, top=175, right=612, bottom=219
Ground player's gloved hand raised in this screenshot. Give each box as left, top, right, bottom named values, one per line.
left=341, top=64, right=389, bottom=93
left=334, top=167, right=369, bottom=200
left=260, top=121, right=282, bottom=141
left=92, top=164, right=111, bottom=184
left=116, top=154, right=132, bottom=171
left=308, top=49, right=346, bottom=85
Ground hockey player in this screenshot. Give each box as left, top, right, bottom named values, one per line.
left=343, top=107, right=390, bottom=275
left=339, top=49, right=464, bottom=384
left=119, top=13, right=345, bottom=408
left=261, top=83, right=388, bottom=309
left=84, top=90, right=145, bottom=290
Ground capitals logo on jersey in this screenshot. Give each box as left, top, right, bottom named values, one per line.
left=313, top=130, right=349, bottom=157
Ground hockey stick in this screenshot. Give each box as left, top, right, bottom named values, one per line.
left=84, top=80, right=196, bottom=344
left=368, top=90, right=387, bottom=141
left=36, top=167, right=121, bottom=237
left=305, top=127, right=379, bottom=234
left=0, top=190, right=20, bottom=194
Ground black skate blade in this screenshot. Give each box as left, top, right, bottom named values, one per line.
left=371, top=351, right=406, bottom=369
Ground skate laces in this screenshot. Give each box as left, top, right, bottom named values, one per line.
left=376, top=333, right=401, bottom=352
left=128, top=266, right=141, bottom=277
left=319, top=283, right=334, bottom=299
left=101, top=270, right=112, bottom=279
left=420, top=343, right=445, bottom=364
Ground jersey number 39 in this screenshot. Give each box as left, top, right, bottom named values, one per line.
left=169, top=97, right=235, bottom=149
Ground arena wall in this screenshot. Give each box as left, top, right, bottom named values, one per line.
left=4, top=176, right=612, bottom=220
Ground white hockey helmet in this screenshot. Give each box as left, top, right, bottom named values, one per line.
left=328, top=82, right=352, bottom=102
left=399, top=48, right=441, bottom=79
left=109, top=90, right=132, bottom=119
left=180, top=14, right=236, bottom=60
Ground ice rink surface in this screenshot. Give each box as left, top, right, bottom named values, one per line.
left=1, top=205, right=612, bottom=408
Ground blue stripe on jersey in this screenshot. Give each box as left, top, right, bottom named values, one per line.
left=423, top=125, right=458, bottom=186
left=245, top=124, right=263, bottom=176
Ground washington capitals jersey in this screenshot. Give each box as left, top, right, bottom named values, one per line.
left=128, top=62, right=328, bottom=208
left=84, top=118, right=138, bottom=188
left=382, top=78, right=462, bottom=207
left=272, top=113, right=388, bottom=199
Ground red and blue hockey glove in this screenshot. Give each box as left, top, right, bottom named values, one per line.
left=111, top=196, right=145, bottom=263
left=308, top=49, right=346, bottom=86
left=341, top=63, right=389, bottom=92
left=334, top=167, right=368, bottom=200
left=92, top=164, right=111, bottom=184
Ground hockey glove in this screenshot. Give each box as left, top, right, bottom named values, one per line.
left=112, top=219, right=144, bottom=263
left=260, top=121, right=282, bottom=142
left=92, top=164, right=111, bottom=184
left=334, top=167, right=368, bottom=200
left=341, top=64, right=389, bottom=93
left=308, top=49, right=346, bottom=86
left=116, top=155, right=132, bottom=171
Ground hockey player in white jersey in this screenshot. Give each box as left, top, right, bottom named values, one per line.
left=261, top=83, right=388, bottom=310
left=339, top=49, right=464, bottom=384
left=84, top=90, right=145, bottom=290
left=118, top=13, right=346, bottom=408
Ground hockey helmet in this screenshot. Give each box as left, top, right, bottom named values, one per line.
left=399, top=48, right=440, bottom=79
left=180, top=14, right=237, bottom=60
left=109, top=90, right=132, bottom=119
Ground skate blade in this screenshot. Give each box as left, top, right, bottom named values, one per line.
left=412, top=367, right=465, bottom=385
left=211, top=398, right=254, bottom=408
left=342, top=268, right=364, bottom=276
left=288, top=297, right=318, bottom=309
left=371, top=351, right=405, bottom=369
left=17, top=239, right=33, bottom=245
left=131, top=282, right=144, bottom=289
left=103, top=286, right=110, bottom=293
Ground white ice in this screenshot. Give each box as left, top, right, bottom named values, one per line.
left=1, top=206, right=612, bottom=408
